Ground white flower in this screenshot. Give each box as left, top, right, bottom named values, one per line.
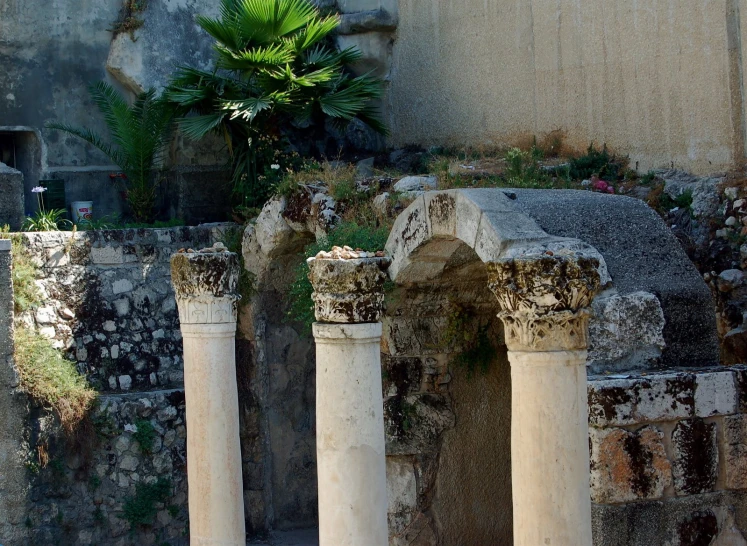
left=31, top=186, right=46, bottom=193
left=270, top=164, right=280, bottom=170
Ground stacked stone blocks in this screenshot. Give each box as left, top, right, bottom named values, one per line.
left=588, top=367, right=747, bottom=506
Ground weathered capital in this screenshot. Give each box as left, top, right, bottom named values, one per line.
left=170, top=245, right=240, bottom=325
left=307, top=256, right=391, bottom=323
left=487, top=252, right=601, bottom=351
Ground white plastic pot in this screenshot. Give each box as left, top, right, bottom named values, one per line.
left=71, top=201, right=93, bottom=223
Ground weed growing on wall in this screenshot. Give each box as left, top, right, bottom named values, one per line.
left=13, top=327, right=97, bottom=433
left=133, top=419, right=156, bottom=454
left=286, top=220, right=390, bottom=335
left=9, top=235, right=42, bottom=313
left=122, top=477, right=172, bottom=527
left=109, top=0, right=148, bottom=39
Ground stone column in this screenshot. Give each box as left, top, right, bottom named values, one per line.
left=487, top=253, right=601, bottom=546
left=170, top=245, right=245, bottom=546
left=308, top=254, right=391, bottom=546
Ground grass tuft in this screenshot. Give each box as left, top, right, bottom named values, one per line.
left=14, top=327, right=97, bottom=433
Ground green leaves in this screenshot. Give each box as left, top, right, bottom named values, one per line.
left=166, top=0, right=386, bottom=207
left=46, top=82, right=174, bottom=222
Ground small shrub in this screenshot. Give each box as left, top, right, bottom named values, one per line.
left=10, top=235, right=42, bottom=313
left=13, top=327, right=97, bottom=433
left=568, top=143, right=621, bottom=180
left=502, top=147, right=552, bottom=188
left=122, top=478, right=172, bottom=527
left=132, top=419, right=156, bottom=454
left=286, top=220, right=390, bottom=335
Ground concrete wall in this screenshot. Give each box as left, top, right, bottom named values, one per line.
left=0, top=0, right=229, bottom=221
left=385, top=0, right=747, bottom=174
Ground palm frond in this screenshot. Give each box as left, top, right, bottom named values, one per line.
left=216, top=42, right=294, bottom=71
left=287, top=14, right=339, bottom=52
left=45, top=122, right=125, bottom=166
left=221, top=96, right=272, bottom=122
left=178, top=112, right=227, bottom=140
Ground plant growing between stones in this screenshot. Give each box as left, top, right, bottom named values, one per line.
left=13, top=327, right=97, bottom=433
left=166, top=0, right=386, bottom=208
left=133, top=419, right=156, bottom=454
left=109, top=0, right=148, bottom=40
left=122, top=477, right=172, bottom=527
left=47, top=82, right=174, bottom=223
left=8, top=235, right=42, bottom=313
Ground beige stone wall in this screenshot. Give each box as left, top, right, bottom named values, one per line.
left=386, top=0, right=746, bottom=174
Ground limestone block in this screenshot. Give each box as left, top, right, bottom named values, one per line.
left=336, top=32, right=393, bottom=78
left=338, top=0, right=381, bottom=12
left=588, top=291, right=666, bottom=368
left=672, top=419, right=718, bottom=495
left=589, top=426, right=672, bottom=503
left=385, top=394, right=455, bottom=456
left=254, top=197, right=296, bottom=257
left=659, top=169, right=723, bottom=219
left=695, top=372, right=738, bottom=417
left=35, top=306, right=57, bottom=325
left=393, top=176, right=438, bottom=194
left=587, top=379, right=638, bottom=427
left=724, top=414, right=747, bottom=490
left=91, top=246, right=124, bottom=265
left=386, top=457, right=418, bottom=534
left=635, top=374, right=695, bottom=423
left=424, top=191, right=456, bottom=237
left=112, top=279, right=134, bottom=295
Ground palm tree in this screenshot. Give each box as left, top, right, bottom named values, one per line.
left=47, top=82, right=173, bottom=223
left=166, top=0, right=386, bottom=207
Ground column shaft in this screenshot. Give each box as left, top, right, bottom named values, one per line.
left=182, top=323, right=245, bottom=546
left=508, top=350, right=593, bottom=546
left=171, top=247, right=245, bottom=546
left=313, top=322, right=388, bottom=546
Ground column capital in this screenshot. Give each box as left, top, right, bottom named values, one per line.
left=307, top=251, right=391, bottom=324
left=170, top=244, right=240, bottom=325
left=487, top=252, right=601, bottom=352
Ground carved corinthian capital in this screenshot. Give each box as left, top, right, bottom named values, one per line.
left=487, top=252, right=601, bottom=351
left=307, top=256, right=391, bottom=323
left=170, top=246, right=240, bottom=325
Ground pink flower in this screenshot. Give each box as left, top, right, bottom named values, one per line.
left=606, top=186, right=615, bottom=194
left=592, top=180, right=608, bottom=192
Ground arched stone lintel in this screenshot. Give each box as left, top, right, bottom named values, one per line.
left=385, top=189, right=611, bottom=286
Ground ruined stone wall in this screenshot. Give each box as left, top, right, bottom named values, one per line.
left=5, top=225, right=234, bottom=546
left=589, top=367, right=747, bottom=545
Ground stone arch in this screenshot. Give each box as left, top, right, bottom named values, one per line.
left=381, top=188, right=610, bottom=545
left=385, top=188, right=610, bottom=286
